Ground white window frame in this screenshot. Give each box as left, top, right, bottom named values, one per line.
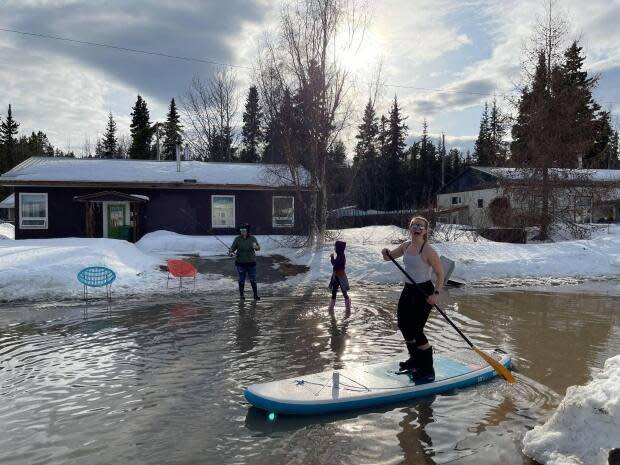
left=272, top=196, right=295, bottom=228
left=211, top=195, right=235, bottom=228
left=19, top=193, right=48, bottom=229
left=477, top=198, right=484, bottom=209
left=451, top=196, right=462, bottom=205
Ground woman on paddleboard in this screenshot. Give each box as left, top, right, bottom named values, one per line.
left=381, top=216, right=444, bottom=382
left=229, top=223, right=261, bottom=300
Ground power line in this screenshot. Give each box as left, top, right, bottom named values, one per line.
left=0, top=26, right=518, bottom=99
left=1, top=26, right=619, bottom=106
left=0, top=27, right=254, bottom=70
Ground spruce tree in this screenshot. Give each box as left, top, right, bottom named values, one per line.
left=376, top=114, right=389, bottom=210
left=0, top=104, right=20, bottom=172
left=417, top=120, right=438, bottom=207
left=162, top=98, right=183, bottom=160
left=129, top=95, right=153, bottom=159
left=240, top=86, right=262, bottom=162
left=448, top=148, right=462, bottom=177
left=326, top=140, right=348, bottom=207
left=383, top=96, right=408, bottom=210
left=489, top=100, right=508, bottom=166
left=102, top=112, right=118, bottom=158
left=263, top=89, right=295, bottom=164
left=473, top=103, right=493, bottom=165
left=352, top=99, right=380, bottom=209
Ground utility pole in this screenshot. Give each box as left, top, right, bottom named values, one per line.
left=441, top=133, right=445, bottom=187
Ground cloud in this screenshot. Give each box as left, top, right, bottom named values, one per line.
left=0, top=0, right=269, bottom=150
left=1, top=0, right=619, bottom=155
left=6, top=0, right=266, bottom=101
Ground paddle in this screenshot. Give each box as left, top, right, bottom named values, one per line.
left=214, top=235, right=233, bottom=257
left=386, top=251, right=515, bottom=384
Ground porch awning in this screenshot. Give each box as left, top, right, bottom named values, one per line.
left=73, top=191, right=150, bottom=203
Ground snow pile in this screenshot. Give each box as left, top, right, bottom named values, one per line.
left=522, top=355, right=620, bottom=465
left=136, top=230, right=298, bottom=257
left=0, top=238, right=164, bottom=301
left=432, top=229, right=620, bottom=282
left=0, top=223, right=14, bottom=240
left=138, top=225, right=620, bottom=286
left=2, top=224, right=620, bottom=301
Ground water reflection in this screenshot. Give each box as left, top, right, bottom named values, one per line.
left=397, top=397, right=437, bottom=465
left=235, top=301, right=260, bottom=353
left=328, top=307, right=351, bottom=366
left=0, top=286, right=617, bottom=465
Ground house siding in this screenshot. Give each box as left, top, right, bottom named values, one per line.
left=437, top=187, right=501, bottom=227
left=14, top=186, right=308, bottom=240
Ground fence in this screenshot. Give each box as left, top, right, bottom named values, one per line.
left=327, top=208, right=434, bottom=230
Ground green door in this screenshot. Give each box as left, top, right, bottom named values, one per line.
left=107, top=204, right=127, bottom=239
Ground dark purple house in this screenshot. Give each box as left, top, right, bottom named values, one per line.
left=0, top=157, right=312, bottom=241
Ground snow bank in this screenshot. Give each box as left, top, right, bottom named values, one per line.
left=0, top=223, right=14, bottom=240
left=522, top=355, right=620, bottom=465
left=136, top=230, right=296, bottom=257
left=137, top=225, right=620, bottom=286
left=433, top=233, right=620, bottom=281
left=3, top=224, right=620, bottom=302
left=0, top=238, right=165, bottom=301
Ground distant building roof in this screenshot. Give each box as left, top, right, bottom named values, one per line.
left=0, top=157, right=311, bottom=189
left=440, top=166, right=620, bottom=195
left=471, top=166, right=620, bottom=182
left=0, top=194, right=14, bottom=209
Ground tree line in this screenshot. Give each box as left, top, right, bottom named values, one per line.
left=2, top=0, right=619, bottom=242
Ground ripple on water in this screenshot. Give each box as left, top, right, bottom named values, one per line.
left=0, top=286, right=617, bottom=465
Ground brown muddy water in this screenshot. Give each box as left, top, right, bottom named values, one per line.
left=0, top=283, right=619, bottom=465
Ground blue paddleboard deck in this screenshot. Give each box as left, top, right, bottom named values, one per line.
left=244, top=348, right=511, bottom=415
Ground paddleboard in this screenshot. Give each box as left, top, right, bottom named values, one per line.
left=244, top=348, right=511, bottom=415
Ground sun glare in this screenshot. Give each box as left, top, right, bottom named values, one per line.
left=336, top=31, right=380, bottom=74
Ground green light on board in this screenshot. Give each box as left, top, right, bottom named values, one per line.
left=268, top=412, right=276, bottom=421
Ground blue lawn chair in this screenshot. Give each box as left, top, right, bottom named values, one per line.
left=77, top=266, right=116, bottom=301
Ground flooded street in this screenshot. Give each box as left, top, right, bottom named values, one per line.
left=1, top=284, right=619, bottom=465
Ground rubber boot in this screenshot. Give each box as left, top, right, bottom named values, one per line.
left=328, top=298, right=336, bottom=311
left=250, top=281, right=260, bottom=300
left=412, top=346, right=435, bottom=383
left=238, top=282, right=245, bottom=300
left=399, top=342, right=418, bottom=370
left=344, top=297, right=351, bottom=311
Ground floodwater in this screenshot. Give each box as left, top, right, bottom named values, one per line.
left=1, top=283, right=619, bottom=465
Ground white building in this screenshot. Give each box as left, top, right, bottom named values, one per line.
left=436, top=166, right=620, bottom=227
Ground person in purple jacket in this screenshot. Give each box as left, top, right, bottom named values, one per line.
left=328, top=240, right=351, bottom=311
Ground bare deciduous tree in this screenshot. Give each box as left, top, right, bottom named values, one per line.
left=258, top=0, right=368, bottom=246
left=182, top=67, right=240, bottom=162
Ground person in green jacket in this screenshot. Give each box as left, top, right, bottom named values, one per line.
left=229, top=223, right=261, bottom=300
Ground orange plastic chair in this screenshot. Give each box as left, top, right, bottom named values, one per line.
left=166, top=259, right=197, bottom=289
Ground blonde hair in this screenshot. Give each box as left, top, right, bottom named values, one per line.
left=409, top=216, right=430, bottom=242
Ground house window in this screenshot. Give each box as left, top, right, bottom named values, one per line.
left=19, top=193, right=48, bottom=229
left=273, top=196, right=294, bottom=227
left=212, top=195, right=235, bottom=228
left=451, top=196, right=462, bottom=205
left=477, top=199, right=484, bottom=208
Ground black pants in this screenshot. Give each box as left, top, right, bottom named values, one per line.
left=397, top=281, right=434, bottom=347
left=331, top=277, right=349, bottom=300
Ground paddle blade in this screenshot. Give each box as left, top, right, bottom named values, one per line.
left=472, top=346, right=516, bottom=383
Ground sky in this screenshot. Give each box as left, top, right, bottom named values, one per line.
left=1, top=0, right=620, bottom=157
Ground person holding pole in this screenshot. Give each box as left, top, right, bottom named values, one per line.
left=381, top=216, right=444, bottom=382
left=229, top=223, right=261, bottom=300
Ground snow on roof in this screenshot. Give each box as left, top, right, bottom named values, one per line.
left=472, top=166, right=620, bottom=182
left=0, top=157, right=310, bottom=188
left=0, top=194, right=14, bottom=209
